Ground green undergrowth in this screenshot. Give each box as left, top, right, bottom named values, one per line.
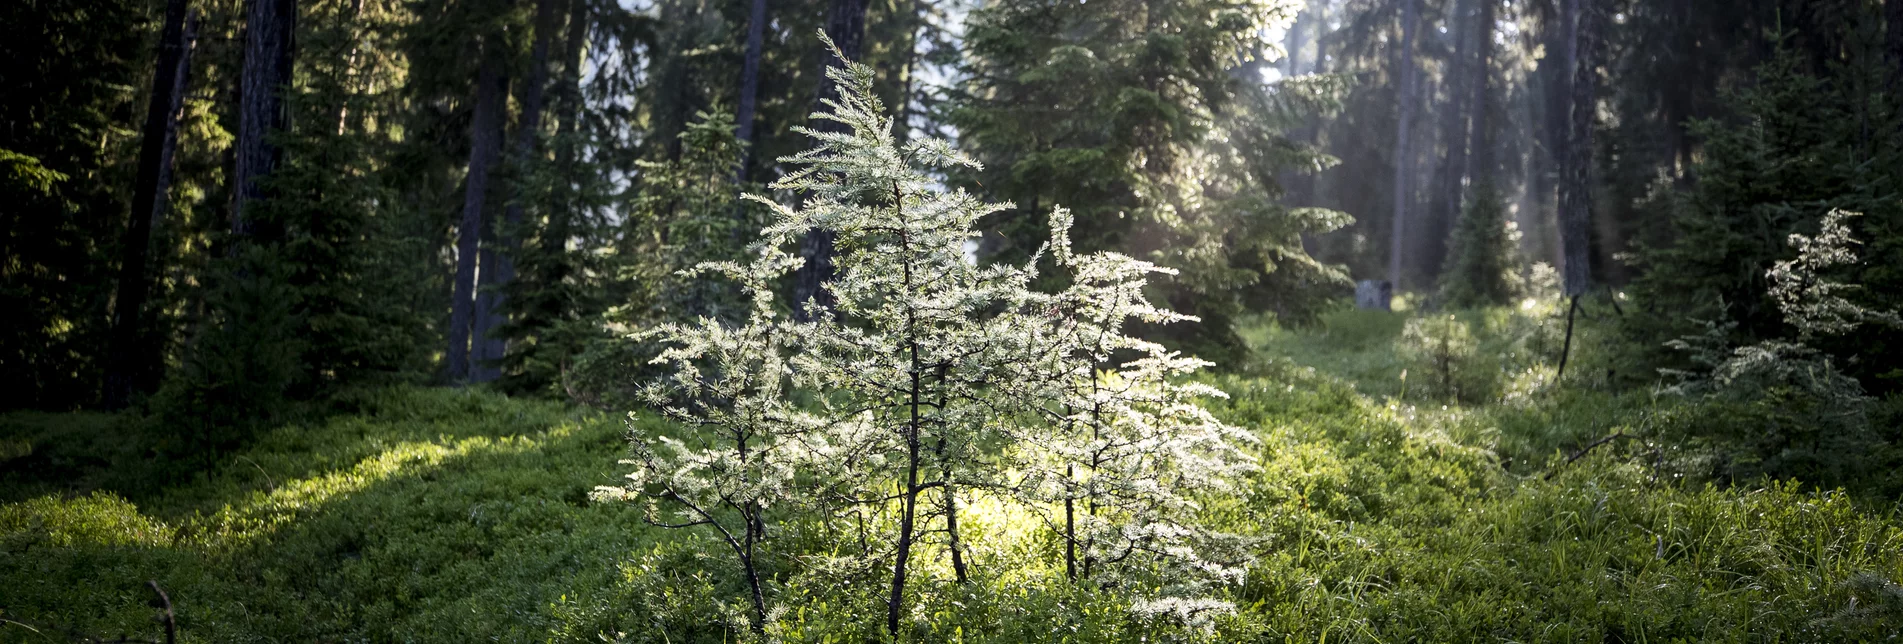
left=3, top=306, right=1901, bottom=641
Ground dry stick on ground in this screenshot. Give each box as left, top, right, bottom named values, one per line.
left=147, top=581, right=176, bottom=644
left=1544, top=431, right=1631, bottom=481
left=1556, top=294, right=1581, bottom=381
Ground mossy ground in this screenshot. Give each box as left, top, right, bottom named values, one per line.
left=3, top=304, right=1899, bottom=642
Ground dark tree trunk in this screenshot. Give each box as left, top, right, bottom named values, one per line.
left=1388, top=0, right=1420, bottom=290
left=548, top=0, right=588, bottom=272
left=1285, top=4, right=1306, bottom=79
left=1425, top=0, right=1473, bottom=280
left=1465, top=0, right=1496, bottom=186
left=526, top=0, right=587, bottom=354
left=894, top=0, right=923, bottom=145
left=792, top=0, right=868, bottom=322
left=1558, top=0, right=1597, bottom=297
left=449, top=51, right=508, bottom=383
left=1888, top=0, right=1903, bottom=84
left=472, top=0, right=560, bottom=384
left=232, top=0, right=297, bottom=239
left=106, top=4, right=198, bottom=408
left=1293, top=0, right=1328, bottom=251
left=735, top=0, right=767, bottom=182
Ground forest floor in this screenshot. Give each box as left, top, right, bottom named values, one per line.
left=3, top=304, right=1901, bottom=642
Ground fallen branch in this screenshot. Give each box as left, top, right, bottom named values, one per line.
left=1544, top=431, right=1633, bottom=481
left=1556, top=294, right=1582, bottom=382
left=147, top=581, right=175, bottom=644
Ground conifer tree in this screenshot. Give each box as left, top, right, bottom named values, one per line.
left=601, top=36, right=1255, bottom=637
left=952, top=0, right=1349, bottom=358
left=1438, top=185, right=1518, bottom=309
left=105, top=0, right=195, bottom=408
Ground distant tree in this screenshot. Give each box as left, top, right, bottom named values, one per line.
left=1438, top=185, right=1518, bottom=309
left=1390, top=0, right=1422, bottom=290
left=0, top=0, right=147, bottom=410
left=790, top=0, right=869, bottom=321
left=951, top=0, right=1350, bottom=359
left=736, top=0, right=768, bottom=182
left=449, top=41, right=509, bottom=384
left=106, top=2, right=199, bottom=409
left=1556, top=0, right=1597, bottom=299
left=232, top=0, right=297, bottom=239
left=1629, top=38, right=1903, bottom=392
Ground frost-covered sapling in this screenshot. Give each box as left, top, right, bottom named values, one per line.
left=592, top=246, right=809, bottom=634
left=604, top=33, right=1261, bottom=637
left=1011, top=207, right=1259, bottom=612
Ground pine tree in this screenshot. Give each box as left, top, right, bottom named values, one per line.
left=1, top=0, right=148, bottom=409
left=1390, top=0, right=1422, bottom=290
left=105, top=0, right=195, bottom=409
left=1438, top=185, right=1518, bottom=309
left=1630, top=36, right=1903, bottom=390
left=951, top=0, right=1350, bottom=359
left=449, top=41, right=509, bottom=384
left=600, top=37, right=1255, bottom=636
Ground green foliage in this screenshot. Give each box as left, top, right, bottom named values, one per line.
left=1400, top=314, right=1482, bottom=402
left=1626, top=42, right=1903, bottom=391
left=599, top=45, right=1255, bottom=634
left=2, top=387, right=661, bottom=641
left=8, top=310, right=1903, bottom=641
left=1437, top=185, right=1521, bottom=310
left=631, top=111, right=761, bottom=324
left=553, top=111, right=763, bottom=406
left=1653, top=210, right=1903, bottom=490
left=950, top=0, right=1350, bottom=361
left=0, top=0, right=148, bottom=410
left=150, top=244, right=304, bottom=457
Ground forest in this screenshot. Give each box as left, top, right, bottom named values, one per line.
left=3, top=0, right=1903, bottom=640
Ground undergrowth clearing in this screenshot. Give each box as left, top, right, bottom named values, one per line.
left=3, top=305, right=1900, bottom=642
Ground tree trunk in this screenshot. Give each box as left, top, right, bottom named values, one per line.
left=448, top=50, right=508, bottom=383
left=1063, top=463, right=1078, bottom=581
left=792, top=0, right=868, bottom=322
left=106, top=3, right=197, bottom=408
left=1558, top=0, right=1597, bottom=297
left=735, top=0, right=767, bottom=182
left=547, top=0, right=588, bottom=277
left=472, top=0, right=560, bottom=384
left=1388, top=0, right=1420, bottom=291
left=233, top=0, right=297, bottom=239
left=1465, top=0, right=1494, bottom=188
left=1285, top=4, right=1306, bottom=79
left=1888, top=0, right=1903, bottom=84
left=1425, top=0, right=1472, bottom=280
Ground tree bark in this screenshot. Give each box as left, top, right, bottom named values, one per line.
left=548, top=0, right=588, bottom=271
left=1465, top=0, right=1495, bottom=186
left=1387, top=0, right=1420, bottom=291
left=472, top=0, right=560, bottom=384
left=106, top=4, right=198, bottom=408
left=1426, top=0, right=1474, bottom=280
left=1558, top=0, right=1597, bottom=297
left=735, top=0, right=767, bottom=182
left=232, top=0, right=297, bottom=239
left=792, top=0, right=868, bottom=322
left=1888, top=0, right=1903, bottom=84
left=449, top=50, right=508, bottom=383
left=1285, top=4, right=1306, bottom=79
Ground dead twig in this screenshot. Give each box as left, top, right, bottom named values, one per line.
left=147, top=581, right=175, bottom=644
left=1544, top=431, right=1634, bottom=481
